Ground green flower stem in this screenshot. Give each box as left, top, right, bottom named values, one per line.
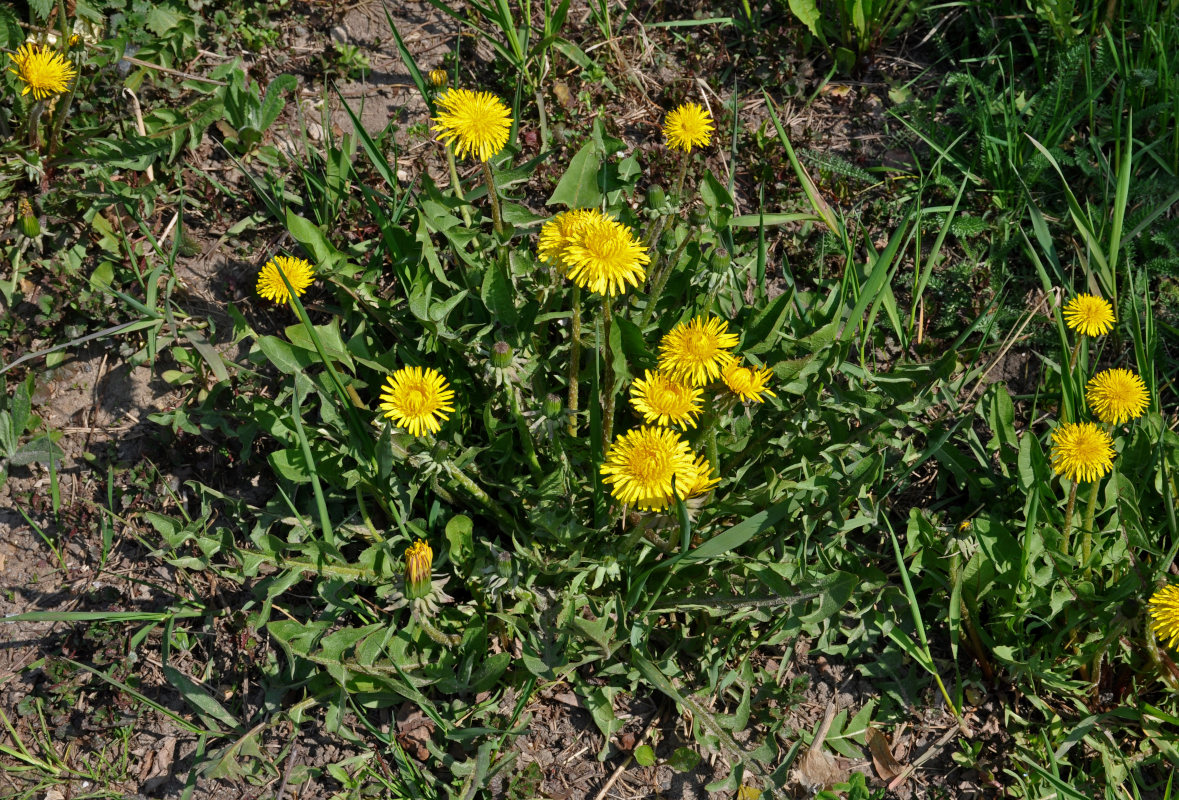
left=45, top=0, right=78, bottom=159
left=1061, top=480, right=1080, bottom=556
left=411, top=603, right=461, bottom=646
left=27, top=101, right=45, bottom=151
left=640, top=226, right=697, bottom=328
left=601, top=294, right=616, bottom=455
left=1080, top=479, right=1101, bottom=571
left=444, top=460, right=514, bottom=531
left=949, top=542, right=995, bottom=682
left=567, top=286, right=582, bottom=437
left=481, top=160, right=506, bottom=237
left=507, top=387, right=543, bottom=479
left=672, top=151, right=691, bottom=205
left=446, top=147, right=473, bottom=227
left=535, top=88, right=550, bottom=150
left=1067, top=338, right=1082, bottom=372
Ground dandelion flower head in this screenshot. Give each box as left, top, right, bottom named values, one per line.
left=1050, top=421, right=1114, bottom=483
left=663, top=102, right=714, bottom=152
left=428, top=69, right=447, bottom=88
left=658, top=316, right=739, bottom=386
left=722, top=361, right=776, bottom=403
left=681, top=453, right=720, bottom=499
left=1063, top=293, right=1115, bottom=337
left=537, top=208, right=597, bottom=265
left=257, top=256, right=315, bottom=304
left=630, top=370, right=703, bottom=429
left=378, top=366, right=456, bottom=437
left=1150, top=584, right=1179, bottom=650
left=432, top=88, right=512, bottom=162
left=1086, top=368, right=1149, bottom=426
left=560, top=214, right=650, bottom=296
left=600, top=426, right=698, bottom=511
left=8, top=43, right=77, bottom=101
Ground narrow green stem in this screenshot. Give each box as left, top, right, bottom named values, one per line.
left=640, top=226, right=697, bottom=328
left=444, top=460, right=514, bottom=531
left=446, top=147, right=473, bottom=226
left=1061, top=480, right=1080, bottom=556
left=481, top=160, right=506, bottom=237
left=507, top=387, right=543, bottom=479
left=535, top=88, right=550, bottom=150
left=27, top=102, right=44, bottom=151
left=411, top=603, right=461, bottom=646
left=1067, top=338, right=1082, bottom=373
left=567, top=286, right=582, bottom=437
left=1080, top=479, right=1100, bottom=571
left=601, top=295, right=615, bottom=454
left=706, top=426, right=719, bottom=475
left=45, top=0, right=77, bottom=159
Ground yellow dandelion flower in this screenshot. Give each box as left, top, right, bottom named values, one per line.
left=1150, top=584, right=1179, bottom=650
left=600, top=427, right=697, bottom=511
left=405, top=539, right=433, bottom=600
left=378, top=366, right=456, bottom=437
left=537, top=208, right=597, bottom=265
left=630, top=370, right=703, bottom=429
left=256, top=255, right=315, bottom=304
left=1050, top=421, right=1114, bottom=483
left=432, top=88, right=512, bottom=162
left=1062, top=293, right=1115, bottom=337
left=663, top=102, right=714, bottom=152
left=560, top=213, right=650, bottom=296
left=428, top=69, right=447, bottom=88
left=722, top=361, right=776, bottom=403
left=7, top=43, right=77, bottom=101
left=658, top=316, right=739, bottom=386
left=682, top=454, right=720, bottom=498
left=1086, top=368, right=1149, bottom=426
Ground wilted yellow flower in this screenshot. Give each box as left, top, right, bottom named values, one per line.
left=663, top=102, right=714, bottom=152
left=1050, top=421, right=1114, bottom=483
left=432, top=88, right=512, bottom=162
left=658, top=316, right=739, bottom=386
left=1062, top=293, right=1115, bottom=337
left=722, top=361, right=776, bottom=403
left=8, top=43, right=78, bottom=101
left=404, top=539, right=433, bottom=599
left=559, top=213, right=649, bottom=296
left=256, top=256, right=315, bottom=304
left=378, top=366, right=456, bottom=437
left=537, top=208, right=596, bottom=265
left=630, top=370, right=703, bottom=429
left=600, top=427, right=698, bottom=511
left=1086, top=368, right=1149, bottom=426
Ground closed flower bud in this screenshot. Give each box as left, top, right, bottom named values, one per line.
left=404, top=539, right=433, bottom=600
left=491, top=340, right=514, bottom=368
left=429, top=69, right=447, bottom=88
left=645, top=185, right=666, bottom=209
left=18, top=198, right=39, bottom=238
left=689, top=206, right=709, bottom=227
left=542, top=393, right=563, bottom=418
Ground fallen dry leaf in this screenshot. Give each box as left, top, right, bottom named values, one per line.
left=867, top=727, right=904, bottom=782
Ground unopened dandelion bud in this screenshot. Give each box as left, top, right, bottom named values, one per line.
left=429, top=69, right=447, bottom=88
left=689, top=206, right=709, bottom=227
left=542, top=393, right=562, bottom=418
left=404, top=539, right=433, bottom=600
left=17, top=198, right=39, bottom=238
left=491, top=340, right=514, bottom=369
left=645, top=185, right=666, bottom=209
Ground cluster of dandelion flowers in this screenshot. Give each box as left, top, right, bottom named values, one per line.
left=537, top=209, right=596, bottom=265
left=1086, top=368, right=1149, bottom=425
left=1063, top=293, right=1115, bottom=337
left=1150, top=585, right=1179, bottom=650
left=663, top=102, right=714, bottom=153
left=257, top=256, right=315, bottom=304
left=432, top=88, right=512, bottom=162
left=379, top=366, right=456, bottom=437
left=659, top=316, right=739, bottom=386
left=1050, top=421, right=1115, bottom=484
left=600, top=427, right=699, bottom=511
left=8, top=43, right=78, bottom=101
left=630, top=370, right=703, bottom=429
left=723, top=361, right=776, bottom=403
left=560, top=214, right=650, bottom=296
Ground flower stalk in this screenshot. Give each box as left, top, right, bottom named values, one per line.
left=601, top=294, right=616, bottom=454
left=481, top=160, right=506, bottom=237
left=567, top=286, right=582, bottom=436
